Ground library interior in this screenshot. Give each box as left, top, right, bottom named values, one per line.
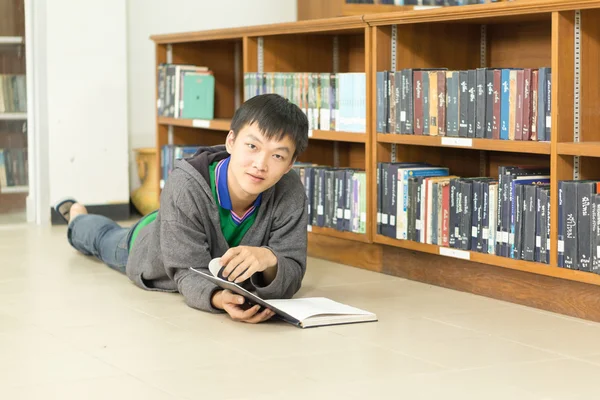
left=2, top=0, right=600, bottom=398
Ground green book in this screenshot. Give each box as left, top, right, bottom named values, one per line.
left=181, top=73, right=215, bottom=120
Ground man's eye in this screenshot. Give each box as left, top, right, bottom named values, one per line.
left=247, top=144, right=256, bottom=150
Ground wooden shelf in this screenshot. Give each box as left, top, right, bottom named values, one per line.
left=152, top=0, right=600, bottom=322
left=374, top=234, right=600, bottom=288
left=342, top=4, right=440, bottom=16
left=377, top=134, right=551, bottom=155
left=158, top=117, right=231, bottom=131
left=363, top=0, right=600, bottom=25
left=0, top=113, right=27, bottom=121
left=309, top=130, right=366, bottom=143
left=557, top=142, right=600, bottom=158
left=308, top=225, right=369, bottom=243
left=1, top=185, right=28, bottom=194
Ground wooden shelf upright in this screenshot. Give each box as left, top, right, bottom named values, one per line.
left=151, top=1, right=600, bottom=323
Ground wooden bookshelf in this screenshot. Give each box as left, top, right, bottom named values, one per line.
left=557, top=142, right=600, bottom=157
left=309, top=226, right=369, bottom=243
left=377, top=134, right=551, bottom=154
left=158, top=117, right=231, bottom=131
left=0, top=1, right=27, bottom=220
left=152, top=0, right=600, bottom=323
left=309, top=130, right=366, bottom=143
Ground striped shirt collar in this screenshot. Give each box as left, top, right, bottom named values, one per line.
left=215, top=156, right=262, bottom=225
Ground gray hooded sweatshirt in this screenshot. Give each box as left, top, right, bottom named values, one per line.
left=126, top=145, right=308, bottom=313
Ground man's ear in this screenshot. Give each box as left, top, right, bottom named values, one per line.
left=225, top=130, right=235, bottom=154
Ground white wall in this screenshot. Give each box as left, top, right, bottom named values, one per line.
left=46, top=0, right=129, bottom=206
left=126, top=0, right=297, bottom=191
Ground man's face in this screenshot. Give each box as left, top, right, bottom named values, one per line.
left=225, top=122, right=296, bottom=198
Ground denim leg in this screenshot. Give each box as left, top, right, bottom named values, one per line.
left=67, top=214, right=132, bottom=274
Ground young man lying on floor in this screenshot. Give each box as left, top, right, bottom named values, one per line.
left=55, top=93, right=309, bottom=324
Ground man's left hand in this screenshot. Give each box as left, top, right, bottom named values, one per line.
left=220, top=246, right=277, bottom=284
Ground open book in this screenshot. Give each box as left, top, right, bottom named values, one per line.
left=189, top=258, right=377, bottom=328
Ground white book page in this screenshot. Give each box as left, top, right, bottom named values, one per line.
left=264, top=297, right=374, bottom=322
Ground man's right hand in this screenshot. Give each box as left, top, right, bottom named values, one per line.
left=211, top=289, right=275, bottom=324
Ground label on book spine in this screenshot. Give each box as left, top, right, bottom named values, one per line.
left=192, top=119, right=210, bottom=128
left=441, top=137, right=473, bottom=147
left=307, top=225, right=312, bottom=232
left=439, top=247, right=470, bottom=260
left=558, top=240, right=565, bottom=253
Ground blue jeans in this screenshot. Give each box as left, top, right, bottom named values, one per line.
left=67, top=214, right=137, bottom=274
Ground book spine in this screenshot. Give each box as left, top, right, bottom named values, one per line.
left=492, top=69, right=501, bottom=140
left=459, top=71, right=468, bottom=137
left=577, top=182, right=594, bottom=272
left=537, top=68, right=547, bottom=141
left=530, top=69, right=539, bottom=141
left=522, top=68, right=532, bottom=141
left=336, top=169, right=346, bottom=231
left=515, top=69, right=524, bottom=141
left=513, top=184, right=523, bottom=259
left=500, top=69, right=510, bottom=140
left=508, top=70, right=517, bottom=141
left=593, top=194, right=600, bottom=274
left=429, top=71, right=439, bottom=136
left=536, top=186, right=543, bottom=262
left=431, top=183, right=439, bottom=244
left=558, top=181, right=565, bottom=267
left=481, top=181, right=489, bottom=253
left=449, top=179, right=457, bottom=248
left=405, top=69, right=414, bottom=134
left=545, top=70, right=552, bottom=141
left=523, top=184, right=537, bottom=261
left=488, top=183, right=497, bottom=255
left=442, top=182, right=450, bottom=247
left=563, top=181, right=578, bottom=269
left=414, top=71, right=423, bottom=135
left=376, top=164, right=381, bottom=234
left=423, top=71, right=430, bottom=135
left=461, top=180, right=472, bottom=250
left=416, top=178, right=423, bottom=242
left=394, top=71, right=402, bottom=134
left=437, top=71, right=446, bottom=136
left=388, top=72, right=396, bottom=134
left=476, top=68, right=486, bottom=138
left=546, top=187, right=551, bottom=264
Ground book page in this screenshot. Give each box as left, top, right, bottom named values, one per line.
left=265, top=297, right=375, bottom=322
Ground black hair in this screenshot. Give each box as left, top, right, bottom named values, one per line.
left=230, top=93, right=309, bottom=159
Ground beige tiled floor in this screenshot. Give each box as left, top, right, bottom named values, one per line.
left=2, top=223, right=600, bottom=399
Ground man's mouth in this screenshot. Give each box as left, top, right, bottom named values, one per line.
left=247, top=173, right=265, bottom=182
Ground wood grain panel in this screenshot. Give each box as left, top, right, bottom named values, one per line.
left=347, top=143, right=366, bottom=170
left=488, top=20, right=551, bottom=68
left=0, top=0, right=24, bottom=37
left=243, top=37, right=258, bottom=73
left=297, top=0, right=345, bottom=21
left=308, top=233, right=383, bottom=272
left=297, top=141, right=335, bottom=166
left=263, top=35, right=333, bottom=73
left=381, top=244, right=600, bottom=323
left=396, top=23, right=480, bottom=71
left=580, top=9, right=600, bottom=143
left=173, top=127, right=227, bottom=147
left=338, top=34, right=366, bottom=73
left=172, top=40, right=239, bottom=119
